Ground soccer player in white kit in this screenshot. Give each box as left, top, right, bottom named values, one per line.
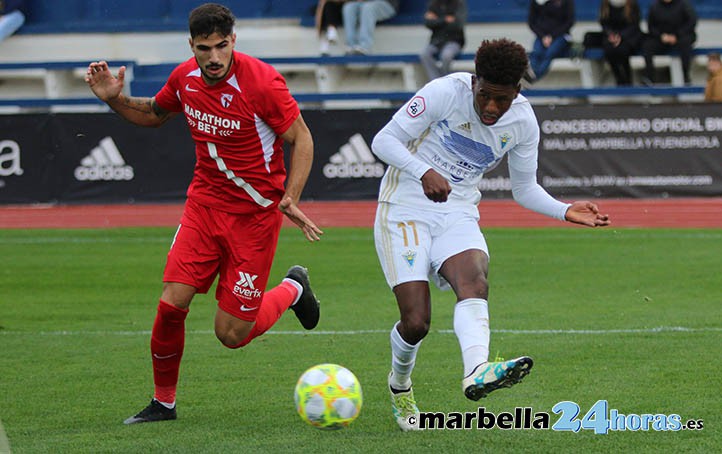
left=371, top=38, right=610, bottom=431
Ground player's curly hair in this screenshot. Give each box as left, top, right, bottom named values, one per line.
left=474, top=39, right=529, bottom=86
left=189, top=3, right=235, bottom=39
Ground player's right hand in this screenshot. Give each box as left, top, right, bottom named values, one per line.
left=279, top=196, right=324, bottom=242
left=564, top=201, right=611, bottom=227
left=421, top=169, right=452, bottom=203
left=85, top=61, right=125, bottom=102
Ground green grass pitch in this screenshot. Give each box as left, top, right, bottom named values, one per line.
left=1, top=227, right=720, bottom=453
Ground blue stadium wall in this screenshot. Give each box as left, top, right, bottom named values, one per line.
left=19, top=0, right=721, bottom=34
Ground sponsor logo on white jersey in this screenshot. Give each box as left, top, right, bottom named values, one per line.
left=323, top=133, right=385, bottom=179
left=74, top=137, right=134, bottom=181
left=234, top=271, right=263, bottom=300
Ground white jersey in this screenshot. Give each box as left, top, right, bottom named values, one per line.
left=376, top=72, right=540, bottom=216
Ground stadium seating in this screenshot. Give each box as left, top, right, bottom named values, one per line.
left=0, top=54, right=709, bottom=111
left=580, top=47, right=719, bottom=88
left=1, top=1, right=720, bottom=109
left=19, top=0, right=722, bottom=33
left=0, top=60, right=132, bottom=100
left=128, top=47, right=718, bottom=94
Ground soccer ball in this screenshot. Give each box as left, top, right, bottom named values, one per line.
left=294, top=363, right=363, bottom=430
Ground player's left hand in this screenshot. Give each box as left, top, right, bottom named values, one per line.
left=85, top=61, right=125, bottom=102
left=564, top=201, right=610, bottom=227
left=279, top=196, right=323, bottom=242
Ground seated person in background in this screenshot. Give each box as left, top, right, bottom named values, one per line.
left=705, top=53, right=722, bottom=102
left=343, top=0, right=400, bottom=55
left=599, top=0, right=642, bottom=86
left=419, top=0, right=466, bottom=81
left=315, top=1, right=347, bottom=56
left=527, top=0, right=575, bottom=83
left=641, top=0, right=697, bottom=85
left=0, top=0, right=25, bottom=42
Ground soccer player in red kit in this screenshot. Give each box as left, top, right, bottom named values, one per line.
left=85, top=3, right=324, bottom=424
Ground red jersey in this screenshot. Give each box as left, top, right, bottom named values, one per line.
left=154, top=51, right=300, bottom=213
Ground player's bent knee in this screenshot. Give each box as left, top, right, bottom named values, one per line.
left=472, top=279, right=489, bottom=299
left=216, top=330, right=248, bottom=349
left=400, top=318, right=429, bottom=345
left=215, top=325, right=252, bottom=349
left=161, top=282, right=196, bottom=309
left=221, top=338, right=247, bottom=349
left=214, top=307, right=254, bottom=348
left=457, top=276, right=489, bottom=300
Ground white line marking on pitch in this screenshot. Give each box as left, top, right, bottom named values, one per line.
left=1, top=326, right=720, bottom=337
left=0, top=418, right=11, bottom=454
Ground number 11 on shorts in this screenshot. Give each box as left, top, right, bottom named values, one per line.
left=396, top=221, right=419, bottom=247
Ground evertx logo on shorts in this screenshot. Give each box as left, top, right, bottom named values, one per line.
left=233, top=271, right=263, bottom=300
left=74, top=137, right=134, bottom=181
left=323, top=133, right=385, bottom=179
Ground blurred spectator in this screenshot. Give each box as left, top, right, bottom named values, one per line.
left=0, top=0, right=25, bottom=42
left=419, top=0, right=466, bottom=81
left=705, top=53, right=722, bottom=102
left=315, top=1, right=347, bottom=56
left=527, top=0, right=575, bottom=83
left=599, top=0, right=642, bottom=86
left=641, top=0, right=697, bottom=85
left=343, top=0, right=400, bottom=55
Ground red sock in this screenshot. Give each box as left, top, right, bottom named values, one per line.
left=151, top=299, right=188, bottom=405
left=234, top=280, right=298, bottom=348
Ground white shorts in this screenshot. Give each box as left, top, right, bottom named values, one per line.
left=374, top=202, right=488, bottom=291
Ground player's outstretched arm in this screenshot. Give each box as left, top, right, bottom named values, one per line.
left=85, top=61, right=175, bottom=127
left=564, top=201, right=611, bottom=227
left=280, top=114, right=323, bottom=242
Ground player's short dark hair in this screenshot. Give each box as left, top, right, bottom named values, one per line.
left=189, top=3, right=235, bottom=39
left=474, top=39, right=529, bottom=86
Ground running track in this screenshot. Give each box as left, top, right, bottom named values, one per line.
left=1, top=198, right=721, bottom=228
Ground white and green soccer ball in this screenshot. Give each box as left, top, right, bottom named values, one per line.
left=294, top=363, right=363, bottom=430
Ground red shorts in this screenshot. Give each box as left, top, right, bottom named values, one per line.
left=163, top=198, right=282, bottom=321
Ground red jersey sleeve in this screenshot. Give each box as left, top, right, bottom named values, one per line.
left=255, top=71, right=300, bottom=136
left=154, top=66, right=184, bottom=113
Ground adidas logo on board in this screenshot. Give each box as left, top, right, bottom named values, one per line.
left=323, top=133, right=385, bottom=179
left=74, top=137, right=134, bottom=181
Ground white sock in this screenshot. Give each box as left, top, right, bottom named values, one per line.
left=283, top=278, right=303, bottom=306
left=453, top=298, right=490, bottom=377
left=389, top=322, right=420, bottom=390
left=157, top=400, right=175, bottom=409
